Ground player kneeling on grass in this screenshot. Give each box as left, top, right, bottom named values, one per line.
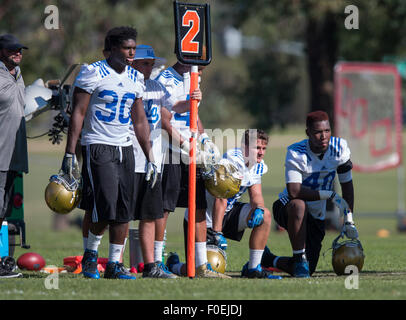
left=167, top=129, right=282, bottom=279
left=261, top=111, right=358, bottom=278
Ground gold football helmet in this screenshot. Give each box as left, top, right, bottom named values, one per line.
left=331, top=234, right=365, bottom=275
left=203, top=158, right=243, bottom=199
left=207, top=245, right=227, bottom=274
left=44, top=174, right=81, bottom=214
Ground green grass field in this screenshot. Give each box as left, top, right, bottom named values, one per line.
left=1, top=130, right=406, bottom=301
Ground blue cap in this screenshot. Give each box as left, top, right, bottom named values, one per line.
left=134, top=45, right=166, bottom=66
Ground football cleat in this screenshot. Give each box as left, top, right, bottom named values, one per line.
left=81, top=249, right=100, bottom=279
left=104, top=261, right=136, bottom=280
left=143, top=262, right=178, bottom=279
left=0, top=257, right=22, bottom=279
left=241, top=262, right=282, bottom=279
left=165, top=252, right=180, bottom=273
left=292, top=260, right=310, bottom=278
left=0, top=268, right=23, bottom=279
left=196, top=263, right=231, bottom=279
left=261, top=245, right=277, bottom=268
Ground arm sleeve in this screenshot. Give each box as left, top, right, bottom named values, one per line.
left=337, top=159, right=353, bottom=183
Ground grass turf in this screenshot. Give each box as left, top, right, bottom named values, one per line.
left=1, top=131, right=406, bottom=301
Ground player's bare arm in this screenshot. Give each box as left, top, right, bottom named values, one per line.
left=212, top=198, right=227, bottom=232
left=161, top=107, right=186, bottom=145
left=65, top=87, right=91, bottom=154
left=248, top=183, right=265, bottom=209
left=131, top=97, right=154, bottom=162
left=340, top=180, right=354, bottom=211
left=286, top=182, right=320, bottom=201
left=197, top=115, right=204, bottom=134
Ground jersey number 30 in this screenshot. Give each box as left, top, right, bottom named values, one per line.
left=95, top=90, right=135, bottom=124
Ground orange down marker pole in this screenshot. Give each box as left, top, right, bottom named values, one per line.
left=187, top=65, right=199, bottom=278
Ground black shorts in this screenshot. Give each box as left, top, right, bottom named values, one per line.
left=133, top=172, right=164, bottom=221
left=79, top=144, right=135, bottom=223
left=272, top=198, right=326, bottom=275
left=221, top=202, right=248, bottom=242
left=161, top=161, right=207, bottom=212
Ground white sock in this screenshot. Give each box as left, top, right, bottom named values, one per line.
left=248, top=249, right=264, bottom=269
left=195, top=241, right=207, bottom=268
left=154, top=241, right=164, bottom=262
left=293, top=249, right=306, bottom=255
left=120, top=238, right=128, bottom=263
left=86, top=232, right=102, bottom=252
left=83, top=237, right=88, bottom=251
left=109, top=243, right=123, bottom=263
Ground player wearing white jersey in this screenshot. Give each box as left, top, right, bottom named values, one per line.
left=261, top=111, right=358, bottom=278
left=62, top=27, right=156, bottom=280
left=168, top=129, right=281, bottom=279
left=155, top=59, right=223, bottom=278
left=130, top=45, right=180, bottom=279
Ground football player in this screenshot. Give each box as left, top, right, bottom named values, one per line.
left=131, top=44, right=195, bottom=278
left=62, top=27, right=156, bottom=280
left=154, top=57, right=226, bottom=278
left=261, top=110, right=358, bottom=278
left=167, top=129, right=282, bottom=279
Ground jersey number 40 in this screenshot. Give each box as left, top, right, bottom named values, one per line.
left=302, top=171, right=336, bottom=191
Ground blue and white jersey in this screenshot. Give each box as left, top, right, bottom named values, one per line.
left=155, top=66, right=199, bottom=156
left=279, top=137, right=351, bottom=220
left=203, top=148, right=268, bottom=227
left=74, top=60, right=145, bottom=146
left=131, top=79, right=174, bottom=173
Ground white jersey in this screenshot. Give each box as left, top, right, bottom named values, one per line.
left=202, top=148, right=268, bottom=228
left=279, top=137, right=352, bottom=220
left=74, top=60, right=145, bottom=146
left=131, top=79, right=174, bottom=173
left=155, top=66, right=199, bottom=156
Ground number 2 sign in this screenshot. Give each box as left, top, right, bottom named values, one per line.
left=173, top=1, right=212, bottom=66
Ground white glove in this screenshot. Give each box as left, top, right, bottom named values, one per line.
left=343, top=208, right=358, bottom=239
left=199, top=133, right=220, bottom=166
left=180, top=140, right=190, bottom=154
left=319, top=191, right=350, bottom=214
left=180, top=139, right=206, bottom=167
left=343, top=221, right=359, bottom=239
left=146, top=162, right=158, bottom=188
